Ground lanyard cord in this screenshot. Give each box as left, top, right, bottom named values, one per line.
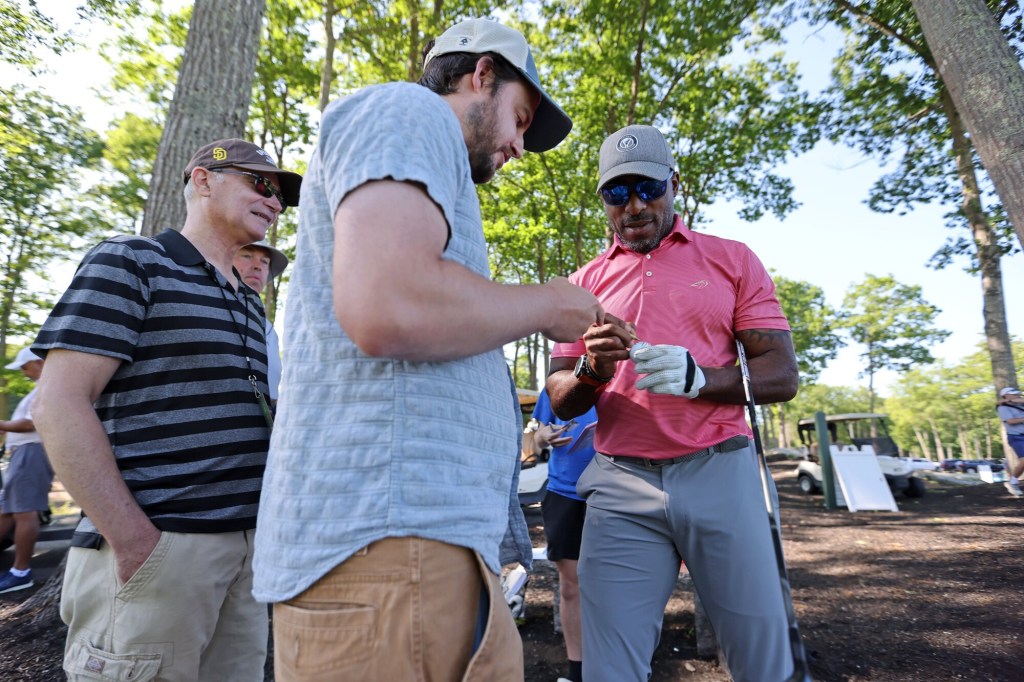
left=206, top=264, right=274, bottom=428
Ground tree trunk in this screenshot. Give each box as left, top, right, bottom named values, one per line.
left=912, top=427, right=931, bottom=459
left=957, top=425, right=970, bottom=460
left=911, top=0, right=1024, bottom=252
left=777, top=403, right=790, bottom=449
left=929, top=418, right=947, bottom=460
left=938, top=86, right=1019, bottom=413
left=318, top=1, right=337, bottom=113
left=140, top=0, right=267, bottom=237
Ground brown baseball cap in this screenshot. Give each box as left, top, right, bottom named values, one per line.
left=182, top=139, right=303, bottom=207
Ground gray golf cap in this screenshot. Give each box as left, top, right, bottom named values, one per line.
left=598, top=125, right=675, bottom=191
left=423, top=18, right=572, bottom=153
left=242, top=240, right=289, bottom=279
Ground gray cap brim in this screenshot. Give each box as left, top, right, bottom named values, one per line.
left=598, top=160, right=673, bottom=191
left=520, top=75, right=572, bottom=152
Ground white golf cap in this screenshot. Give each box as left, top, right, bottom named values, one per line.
left=999, top=387, right=1021, bottom=397
left=5, top=347, right=41, bottom=370
left=242, top=240, right=289, bottom=279
left=423, top=18, right=572, bottom=153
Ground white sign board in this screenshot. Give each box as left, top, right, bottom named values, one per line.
left=832, top=451, right=899, bottom=512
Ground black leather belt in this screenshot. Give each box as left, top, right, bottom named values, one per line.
left=606, top=434, right=750, bottom=468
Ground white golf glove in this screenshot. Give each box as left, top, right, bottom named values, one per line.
left=630, top=342, right=706, bottom=399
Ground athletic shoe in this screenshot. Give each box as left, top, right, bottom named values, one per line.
left=0, top=570, right=33, bottom=594
left=1004, top=480, right=1023, bottom=497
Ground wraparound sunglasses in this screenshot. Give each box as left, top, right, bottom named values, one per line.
left=599, top=174, right=673, bottom=206
left=209, top=168, right=287, bottom=212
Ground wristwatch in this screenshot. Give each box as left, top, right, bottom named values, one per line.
left=574, top=354, right=613, bottom=387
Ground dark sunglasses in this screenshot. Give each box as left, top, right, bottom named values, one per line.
left=599, top=174, right=673, bottom=207
left=209, top=168, right=287, bottom=212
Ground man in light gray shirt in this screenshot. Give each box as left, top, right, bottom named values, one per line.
left=253, top=17, right=603, bottom=681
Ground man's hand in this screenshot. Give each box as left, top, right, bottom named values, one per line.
left=535, top=422, right=573, bottom=449
left=541, top=277, right=604, bottom=343
left=114, top=525, right=162, bottom=585
left=580, top=313, right=635, bottom=378
left=631, top=342, right=706, bottom=399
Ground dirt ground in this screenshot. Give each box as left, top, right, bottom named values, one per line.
left=1, top=460, right=1022, bottom=681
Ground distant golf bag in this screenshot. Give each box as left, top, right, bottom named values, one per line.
left=736, top=340, right=813, bottom=682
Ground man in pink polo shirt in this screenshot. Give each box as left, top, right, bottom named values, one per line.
left=546, top=124, right=799, bottom=682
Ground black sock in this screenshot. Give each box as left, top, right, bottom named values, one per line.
left=568, top=659, right=582, bottom=682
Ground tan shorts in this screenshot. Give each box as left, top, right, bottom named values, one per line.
left=273, top=537, right=523, bottom=681
left=61, top=529, right=267, bottom=681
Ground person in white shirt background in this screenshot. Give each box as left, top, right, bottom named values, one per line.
left=0, top=348, right=52, bottom=593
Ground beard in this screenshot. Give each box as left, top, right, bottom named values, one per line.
left=615, top=204, right=676, bottom=253
left=464, top=97, right=499, bottom=184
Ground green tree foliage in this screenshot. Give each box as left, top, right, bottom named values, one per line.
left=96, top=113, right=164, bottom=232
left=803, top=0, right=1022, bottom=400
left=807, top=0, right=1021, bottom=254
left=780, top=382, right=874, bottom=449
left=88, top=1, right=190, bottom=233
left=327, top=0, right=507, bottom=91
left=0, top=86, right=107, bottom=414
left=102, top=1, right=189, bottom=111
left=885, top=340, right=1024, bottom=460
left=773, top=274, right=845, bottom=384
left=246, top=0, right=323, bottom=321
left=487, top=1, right=822, bottom=378
left=0, top=0, right=68, bottom=68
left=841, top=273, right=950, bottom=410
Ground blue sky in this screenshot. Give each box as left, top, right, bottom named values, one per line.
left=703, top=21, right=1023, bottom=392
left=9, top=6, right=1022, bottom=394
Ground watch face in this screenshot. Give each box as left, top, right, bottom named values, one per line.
left=574, top=354, right=587, bottom=377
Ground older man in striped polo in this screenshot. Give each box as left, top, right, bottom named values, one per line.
left=33, top=139, right=301, bottom=682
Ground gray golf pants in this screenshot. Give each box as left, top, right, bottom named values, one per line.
left=576, top=443, right=794, bottom=682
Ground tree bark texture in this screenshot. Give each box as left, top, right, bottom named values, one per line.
left=941, top=77, right=1020, bottom=402
left=318, top=1, right=337, bottom=113
left=911, top=0, right=1024, bottom=252
left=141, top=0, right=267, bottom=237
left=939, top=86, right=1018, bottom=407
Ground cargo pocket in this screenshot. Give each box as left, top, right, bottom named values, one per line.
left=64, top=640, right=161, bottom=681
left=274, top=601, right=376, bottom=676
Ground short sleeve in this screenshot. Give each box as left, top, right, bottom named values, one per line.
left=733, top=248, right=790, bottom=332
left=317, top=83, right=466, bottom=232
left=34, top=240, right=150, bottom=362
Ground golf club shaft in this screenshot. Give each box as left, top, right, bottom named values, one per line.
left=736, top=340, right=813, bottom=682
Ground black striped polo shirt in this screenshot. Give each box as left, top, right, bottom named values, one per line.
left=34, top=229, right=271, bottom=534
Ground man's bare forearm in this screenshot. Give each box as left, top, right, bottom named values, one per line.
left=34, top=351, right=158, bottom=557
left=700, top=329, right=798, bottom=405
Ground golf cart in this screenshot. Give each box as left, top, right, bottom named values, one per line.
left=796, top=413, right=925, bottom=499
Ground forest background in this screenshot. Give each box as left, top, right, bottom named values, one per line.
left=1, top=0, right=1023, bottom=463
